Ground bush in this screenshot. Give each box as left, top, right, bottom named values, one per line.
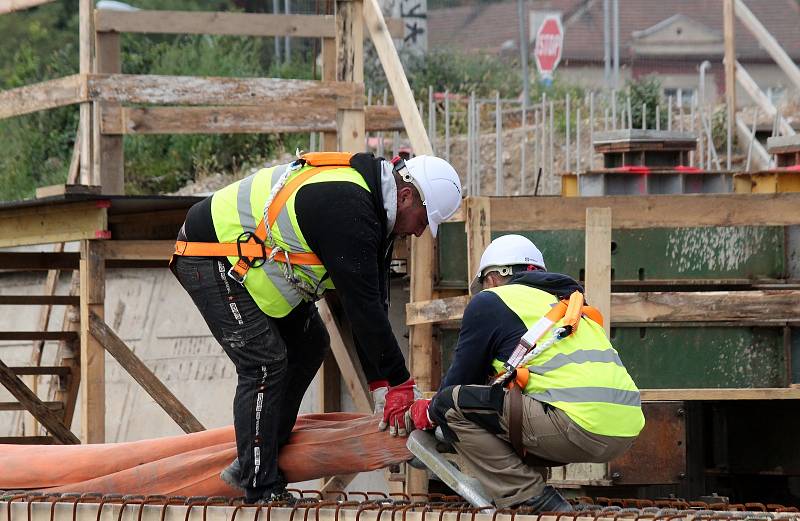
left=626, top=75, right=666, bottom=130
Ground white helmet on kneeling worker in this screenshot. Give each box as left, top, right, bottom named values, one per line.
left=469, top=234, right=546, bottom=294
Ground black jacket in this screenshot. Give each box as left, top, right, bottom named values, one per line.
left=181, top=153, right=408, bottom=386
left=440, top=271, right=583, bottom=388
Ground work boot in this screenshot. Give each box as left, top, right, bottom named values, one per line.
left=220, top=458, right=243, bottom=491
left=515, top=485, right=573, bottom=513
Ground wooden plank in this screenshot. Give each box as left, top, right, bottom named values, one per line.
left=0, top=296, right=80, bottom=305
left=95, top=10, right=337, bottom=38
left=406, top=294, right=469, bottom=325
left=465, top=197, right=491, bottom=294
left=0, top=359, right=79, bottom=444
left=0, top=252, right=79, bottom=270
left=363, top=0, right=431, bottom=155
left=723, top=0, right=735, bottom=169
left=101, top=240, right=173, bottom=261
left=735, top=62, right=794, bottom=136
left=79, top=0, right=94, bottom=186
left=54, top=272, right=82, bottom=433
left=87, top=312, right=206, bottom=434
left=93, top=30, right=123, bottom=194
left=489, top=193, right=800, bottom=231
left=0, top=401, right=63, bottom=411
left=100, top=104, right=402, bottom=135
left=321, top=37, right=338, bottom=151
left=584, top=208, right=612, bottom=337
left=734, top=0, right=800, bottom=93
left=35, top=184, right=101, bottom=199
left=612, top=290, right=800, bottom=323
left=0, top=201, right=107, bottom=248
left=315, top=298, right=371, bottom=413
left=363, top=0, right=434, bottom=496
left=10, top=366, right=71, bottom=377
left=336, top=0, right=365, bottom=153
left=0, top=436, right=54, bottom=444
left=0, top=0, right=55, bottom=15
left=641, top=388, right=800, bottom=401
left=0, top=75, right=84, bottom=120
left=407, top=290, right=800, bottom=326
left=87, top=74, right=363, bottom=110
left=0, top=332, right=78, bottom=341
left=80, top=239, right=105, bottom=443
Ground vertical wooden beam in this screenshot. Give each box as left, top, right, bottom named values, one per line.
left=723, top=0, right=736, bottom=171
left=335, top=0, right=365, bottom=153
left=79, top=239, right=105, bottom=443
left=321, top=37, right=338, bottom=151
left=465, top=197, right=491, bottom=294
left=584, top=208, right=612, bottom=338
left=363, top=0, right=431, bottom=155
left=79, top=0, right=94, bottom=186
left=94, top=28, right=124, bottom=194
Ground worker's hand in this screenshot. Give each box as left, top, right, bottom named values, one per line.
left=369, top=380, right=389, bottom=416
left=379, top=378, right=418, bottom=436
left=404, top=398, right=435, bottom=432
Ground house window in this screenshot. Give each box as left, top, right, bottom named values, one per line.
left=663, top=88, right=695, bottom=107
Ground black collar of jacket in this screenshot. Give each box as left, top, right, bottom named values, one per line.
left=508, top=271, right=585, bottom=301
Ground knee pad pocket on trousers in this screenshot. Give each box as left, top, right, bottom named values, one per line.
left=430, top=386, right=460, bottom=443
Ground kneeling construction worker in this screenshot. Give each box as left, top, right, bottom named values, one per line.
left=402, top=234, right=645, bottom=511
left=171, top=152, right=462, bottom=503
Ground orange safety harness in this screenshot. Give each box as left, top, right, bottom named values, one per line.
left=172, top=152, right=355, bottom=284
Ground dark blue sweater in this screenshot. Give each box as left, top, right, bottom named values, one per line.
left=440, top=271, right=583, bottom=388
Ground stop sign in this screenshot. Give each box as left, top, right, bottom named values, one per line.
left=534, top=15, right=564, bottom=78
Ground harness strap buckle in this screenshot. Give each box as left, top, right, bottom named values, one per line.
left=235, top=231, right=267, bottom=268
left=227, top=263, right=248, bottom=285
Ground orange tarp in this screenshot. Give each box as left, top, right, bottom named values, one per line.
left=0, top=413, right=411, bottom=496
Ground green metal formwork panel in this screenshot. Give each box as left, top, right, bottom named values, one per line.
left=611, top=327, right=788, bottom=388
left=437, top=326, right=788, bottom=389
left=436, top=224, right=786, bottom=287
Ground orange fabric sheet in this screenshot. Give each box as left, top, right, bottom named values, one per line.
left=0, top=413, right=411, bottom=496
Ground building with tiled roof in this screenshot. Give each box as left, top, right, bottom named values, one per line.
left=428, top=0, right=800, bottom=104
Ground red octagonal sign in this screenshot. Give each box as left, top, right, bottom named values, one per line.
left=534, top=15, right=564, bottom=78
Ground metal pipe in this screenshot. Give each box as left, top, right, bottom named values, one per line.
left=656, top=104, right=660, bottom=130
left=549, top=100, right=554, bottom=179
left=642, top=103, right=647, bottom=130
left=428, top=86, right=435, bottom=154
left=476, top=100, right=482, bottom=195
left=444, top=90, right=450, bottom=162
left=565, top=93, right=571, bottom=174
left=612, top=0, right=620, bottom=88
left=284, top=0, right=291, bottom=63
left=517, top=0, right=530, bottom=110
left=521, top=102, right=527, bottom=195
left=603, top=0, right=611, bottom=87
left=576, top=106, right=581, bottom=173
left=611, top=89, right=617, bottom=129
left=495, top=91, right=502, bottom=195
left=627, top=92, right=632, bottom=128
left=589, top=91, right=595, bottom=169
left=746, top=108, right=759, bottom=171
left=273, top=0, right=281, bottom=61
left=667, top=95, right=673, bottom=131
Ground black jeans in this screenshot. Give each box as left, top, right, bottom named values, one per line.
left=172, top=256, right=329, bottom=501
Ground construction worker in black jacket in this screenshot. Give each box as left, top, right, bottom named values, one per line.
left=171, top=152, right=462, bottom=503
left=402, top=234, right=644, bottom=511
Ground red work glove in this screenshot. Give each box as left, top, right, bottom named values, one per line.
left=379, top=378, right=417, bottom=437
left=404, top=399, right=435, bottom=432
left=369, top=380, right=389, bottom=416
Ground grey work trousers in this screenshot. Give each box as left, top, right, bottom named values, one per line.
left=429, top=385, right=636, bottom=509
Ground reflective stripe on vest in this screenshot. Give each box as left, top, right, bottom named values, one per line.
left=211, top=162, right=369, bottom=318
left=487, top=284, right=645, bottom=438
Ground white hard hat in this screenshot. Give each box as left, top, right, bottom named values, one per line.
left=469, top=234, right=546, bottom=294
left=403, top=156, right=462, bottom=237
